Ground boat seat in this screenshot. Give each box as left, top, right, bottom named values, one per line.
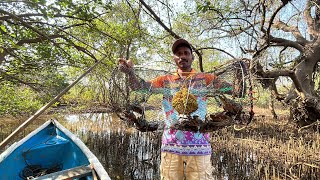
left=22, top=136, right=70, bottom=167
left=33, top=165, right=93, bottom=180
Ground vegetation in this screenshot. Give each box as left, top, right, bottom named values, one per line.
left=193, top=0, right=320, bottom=127
left=0, top=82, right=42, bottom=116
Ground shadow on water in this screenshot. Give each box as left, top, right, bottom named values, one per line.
left=1, top=113, right=319, bottom=179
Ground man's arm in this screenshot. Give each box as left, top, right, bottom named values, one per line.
left=118, top=58, right=151, bottom=90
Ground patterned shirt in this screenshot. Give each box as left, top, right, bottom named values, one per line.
left=149, top=69, right=217, bottom=155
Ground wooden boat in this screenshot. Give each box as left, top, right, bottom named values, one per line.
left=0, top=119, right=111, bottom=180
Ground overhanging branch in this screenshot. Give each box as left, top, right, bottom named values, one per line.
left=197, top=47, right=236, bottom=59
left=273, top=21, right=307, bottom=45
left=0, top=69, right=40, bottom=91
left=253, top=60, right=305, bottom=99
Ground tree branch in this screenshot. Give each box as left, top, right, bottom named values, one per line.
left=0, top=9, right=57, bottom=41
left=304, top=0, right=320, bottom=38
left=253, top=60, right=305, bottom=98
left=0, top=9, right=101, bottom=62
left=0, top=13, right=96, bottom=21
left=273, top=21, right=307, bottom=45
left=269, top=77, right=286, bottom=101
left=266, top=3, right=286, bottom=45
left=16, top=35, right=64, bottom=46
left=253, top=35, right=304, bottom=58
left=197, top=47, right=236, bottom=59
left=270, top=36, right=304, bottom=52
left=0, top=8, right=72, bottom=58
left=0, top=69, right=40, bottom=91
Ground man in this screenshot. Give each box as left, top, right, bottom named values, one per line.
left=119, top=38, right=217, bottom=179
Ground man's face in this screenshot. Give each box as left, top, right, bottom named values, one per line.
left=174, top=46, right=194, bottom=71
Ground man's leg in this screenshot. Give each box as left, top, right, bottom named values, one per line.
left=184, top=155, right=214, bottom=180
left=160, top=152, right=184, bottom=180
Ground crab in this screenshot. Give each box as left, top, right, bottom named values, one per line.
left=117, top=94, right=250, bottom=132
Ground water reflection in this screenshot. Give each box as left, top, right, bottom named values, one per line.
left=64, top=113, right=161, bottom=179
left=65, top=113, right=112, bottom=123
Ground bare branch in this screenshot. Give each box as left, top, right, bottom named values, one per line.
left=253, top=60, right=305, bottom=98
left=197, top=47, right=236, bottom=59
left=269, top=78, right=286, bottom=101
left=304, top=0, right=320, bottom=38
left=270, top=36, right=304, bottom=52
left=253, top=35, right=304, bottom=58
left=273, top=21, right=307, bottom=45
left=266, top=3, right=286, bottom=45
left=260, top=0, right=267, bottom=34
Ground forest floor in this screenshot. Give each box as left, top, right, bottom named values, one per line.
left=211, top=107, right=320, bottom=179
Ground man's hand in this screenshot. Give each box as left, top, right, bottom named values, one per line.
left=118, top=58, right=134, bottom=74
left=117, top=58, right=150, bottom=90
left=173, top=55, right=180, bottom=61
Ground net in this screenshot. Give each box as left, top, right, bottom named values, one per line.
left=108, top=59, right=253, bottom=132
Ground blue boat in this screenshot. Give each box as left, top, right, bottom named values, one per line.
left=0, top=119, right=111, bottom=180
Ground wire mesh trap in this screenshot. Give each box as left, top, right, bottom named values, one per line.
left=107, top=59, right=253, bottom=132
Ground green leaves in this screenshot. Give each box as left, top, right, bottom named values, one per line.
left=0, top=82, right=43, bottom=116
left=196, top=1, right=212, bottom=13
left=0, top=25, right=7, bottom=33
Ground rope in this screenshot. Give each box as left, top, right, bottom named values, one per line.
left=182, top=76, right=194, bottom=115
left=20, top=164, right=62, bottom=179
left=248, top=59, right=255, bottom=124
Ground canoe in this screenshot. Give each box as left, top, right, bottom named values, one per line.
left=0, top=119, right=111, bottom=180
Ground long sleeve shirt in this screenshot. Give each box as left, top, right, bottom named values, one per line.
left=149, top=69, right=218, bottom=155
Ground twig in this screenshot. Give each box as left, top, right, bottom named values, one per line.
left=298, top=120, right=320, bottom=132
left=233, top=124, right=247, bottom=131
left=289, top=162, right=320, bottom=179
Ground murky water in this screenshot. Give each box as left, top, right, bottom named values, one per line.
left=1, top=113, right=319, bottom=180
left=60, top=113, right=268, bottom=180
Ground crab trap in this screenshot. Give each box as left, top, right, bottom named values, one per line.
left=107, top=59, right=254, bottom=132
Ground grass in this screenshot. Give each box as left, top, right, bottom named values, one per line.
left=211, top=107, right=320, bottom=179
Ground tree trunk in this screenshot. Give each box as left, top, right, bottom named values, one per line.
left=269, top=92, right=278, bottom=120
left=289, top=44, right=320, bottom=127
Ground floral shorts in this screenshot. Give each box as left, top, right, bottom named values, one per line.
left=160, top=152, right=214, bottom=180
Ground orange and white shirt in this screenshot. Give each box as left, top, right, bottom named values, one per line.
left=149, top=69, right=218, bottom=155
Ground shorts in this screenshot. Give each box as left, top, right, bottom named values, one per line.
left=160, top=152, right=214, bottom=180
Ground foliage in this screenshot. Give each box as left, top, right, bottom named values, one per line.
left=0, top=82, right=42, bottom=116
left=0, top=0, right=151, bottom=115
left=0, top=0, right=110, bottom=115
